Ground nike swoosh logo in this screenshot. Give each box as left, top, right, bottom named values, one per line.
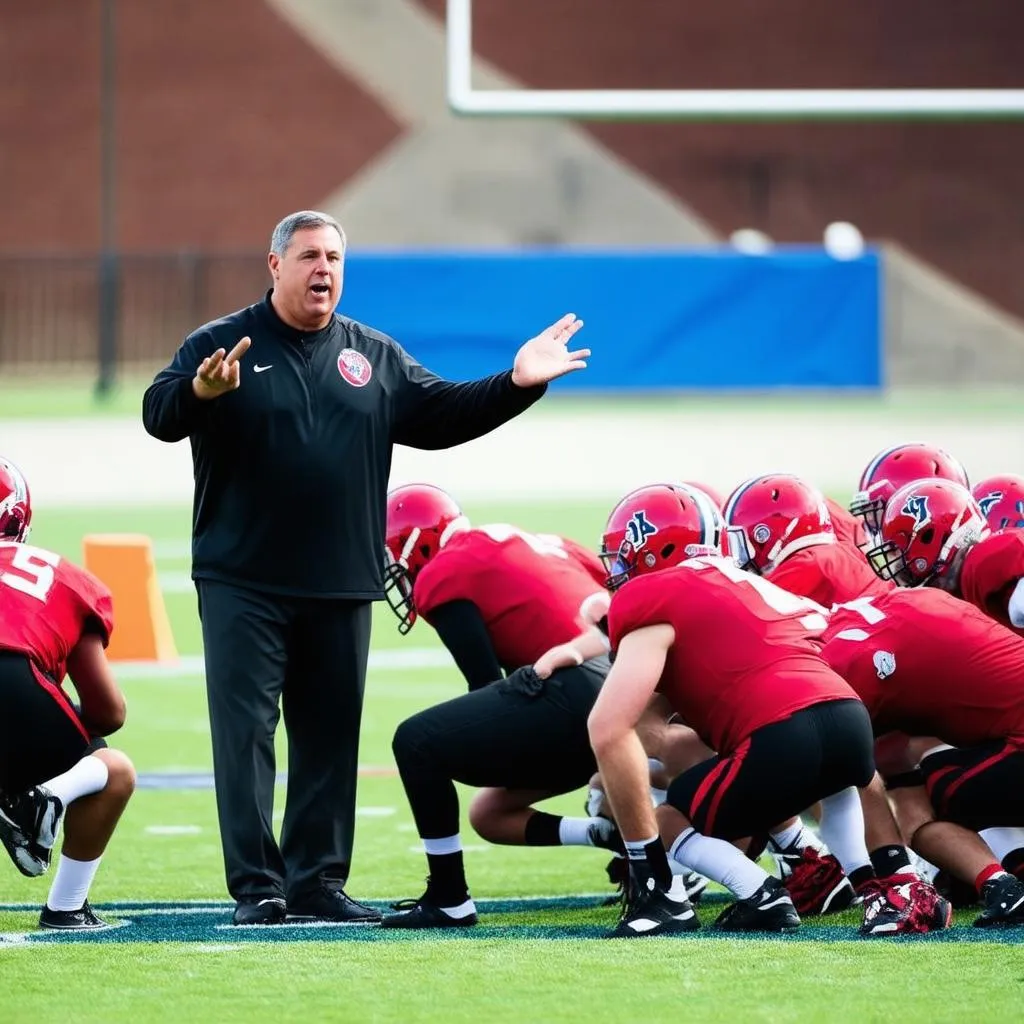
left=254, top=364, right=272, bottom=373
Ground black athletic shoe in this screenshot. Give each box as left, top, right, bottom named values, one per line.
left=605, top=879, right=699, bottom=938
left=973, top=874, right=1024, bottom=928
left=381, top=895, right=478, bottom=930
left=0, top=786, right=64, bottom=878
left=232, top=896, right=287, bottom=926
left=39, top=900, right=109, bottom=931
left=287, top=880, right=381, bottom=923
left=714, top=876, right=801, bottom=934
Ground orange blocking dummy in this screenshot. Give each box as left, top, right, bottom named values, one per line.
left=81, top=534, right=178, bottom=662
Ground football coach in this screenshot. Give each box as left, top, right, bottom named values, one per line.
left=142, top=210, right=588, bottom=925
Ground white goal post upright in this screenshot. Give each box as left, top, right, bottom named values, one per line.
left=446, top=0, right=1024, bottom=120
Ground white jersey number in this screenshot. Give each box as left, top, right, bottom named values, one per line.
left=0, top=543, right=61, bottom=603
left=691, top=555, right=830, bottom=632
left=479, top=524, right=569, bottom=560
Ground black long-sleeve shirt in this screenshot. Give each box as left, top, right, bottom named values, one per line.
left=142, top=292, right=546, bottom=597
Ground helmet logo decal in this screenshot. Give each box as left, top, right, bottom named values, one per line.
left=901, top=494, right=930, bottom=526
left=977, top=491, right=1002, bottom=517
left=752, top=524, right=771, bottom=545
left=625, top=510, right=657, bottom=549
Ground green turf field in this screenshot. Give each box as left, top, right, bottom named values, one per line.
left=2, top=501, right=1021, bottom=1024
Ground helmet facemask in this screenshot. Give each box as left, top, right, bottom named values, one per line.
left=383, top=549, right=417, bottom=635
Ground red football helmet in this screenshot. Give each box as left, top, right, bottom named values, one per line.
left=384, top=483, right=468, bottom=633
left=867, top=479, right=987, bottom=587
left=0, top=456, right=31, bottom=543
left=723, top=473, right=834, bottom=575
left=600, top=482, right=725, bottom=590
left=972, top=474, right=1024, bottom=532
left=849, top=442, right=969, bottom=536
left=680, top=480, right=725, bottom=511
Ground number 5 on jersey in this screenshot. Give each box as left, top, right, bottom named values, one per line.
left=0, top=543, right=60, bottom=602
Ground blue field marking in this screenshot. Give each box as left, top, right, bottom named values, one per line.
left=2, top=896, right=1023, bottom=945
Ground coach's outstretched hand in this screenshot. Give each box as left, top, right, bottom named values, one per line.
left=511, top=314, right=589, bottom=387
left=192, top=337, right=251, bottom=400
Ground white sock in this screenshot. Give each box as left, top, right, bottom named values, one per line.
left=980, top=827, right=1024, bottom=863
left=438, top=897, right=477, bottom=919
left=46, top=855, right=102, bottom=912
left=42, top=756, right=109, bottom=808
left=817, top=787, right=872, bottom=876
left=558, top=817, right=611, bottom=847
left=422, top=835, right=462, bottom=856
left=770, top=820, right=823, bottom=853
left=650, top=788, right=668, bottom=808
left=669, top=828, right=769, bottom=900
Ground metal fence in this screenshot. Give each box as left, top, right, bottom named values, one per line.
left=0, top=254, right=269, bottom=375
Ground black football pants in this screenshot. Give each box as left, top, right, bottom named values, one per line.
left=196, top=580, right=371, bottom=902
left=391, top=659, right=608, bottom=840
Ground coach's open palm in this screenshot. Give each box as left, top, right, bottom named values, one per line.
left=511, top=314, right=589, bottom=387
left=192, top=337, right=251, bottom=400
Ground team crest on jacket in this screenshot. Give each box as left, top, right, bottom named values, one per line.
left=338, top=348, right=372, bottom=387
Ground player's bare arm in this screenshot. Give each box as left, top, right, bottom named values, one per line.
left=66, top=634, right=126, bottom=736
left=588, top=625, right=674, bottom=839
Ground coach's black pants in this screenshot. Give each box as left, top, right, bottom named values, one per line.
left=391, top=659, right=608, bottom=839
left=197, top=580, right=371, bottom=902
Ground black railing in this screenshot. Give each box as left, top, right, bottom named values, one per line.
left=0, top=253, right=269, bottom=375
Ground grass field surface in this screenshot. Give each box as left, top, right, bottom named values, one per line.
left=2, top=500, right=1022, bottom=1023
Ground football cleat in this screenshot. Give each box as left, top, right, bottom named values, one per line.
left=858, top=874, right=952, bottom=936
left=605, top=878, right=699, bottom=939
left=973, top=874, right=1024, bottom=928
left=381, top=895, right=478, bottom=930
left=0, top=786, right=64, bottom=878
left=777, top=847, right=857, bottom=916
left=39, top=901, right=110, bottom=931
left=714, top=876, right=801, bottom=934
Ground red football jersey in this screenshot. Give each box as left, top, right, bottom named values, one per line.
left=607, top=556, right=855, bottom=753
left=826, top=497, right=867, bottom=551
left=959, top=530, right=1024, bottom=635
left=767, top=543, right=893, bottom=610
left=822, top=588, right=1024, bottom=745
left=561, top=537, right=607, bottom=587
left=413, top=525, right=605, bottom=669
left=0, top=542, right=114, bottom=682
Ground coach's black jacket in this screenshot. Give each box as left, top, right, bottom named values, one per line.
left=142, top=292, right=546, bottom=598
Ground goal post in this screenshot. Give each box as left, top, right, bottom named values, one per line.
left=446, top=0, right=1024, bottom=120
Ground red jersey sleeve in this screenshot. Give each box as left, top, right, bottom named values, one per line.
left=768, top=551, right=836, bottom=608
left=60, top=562, right=115, bottom=646
left=826, top=497, right=867, bottom=550
left=960, top=531, right=1024, bottom=629
left=607, top=575, right=676, bottom=653
left=413, top=546, right=478, bottom=620
left=561, top=538, right=607, bottom=587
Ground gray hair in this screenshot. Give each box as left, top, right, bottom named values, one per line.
left=270, top=210, right=347, bottom=256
